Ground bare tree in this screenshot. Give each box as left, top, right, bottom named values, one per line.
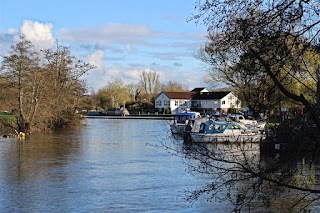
left=35, top=42, right=95, bottom=129
left=126, top=83, right=141, bottom=102
left=191, top=0, right=320, bottom=126
left=1, top=35, right=40, bottom=132
left=0, top=37, right=95, bottom=131
left=161, top=80, right=189, bottom=92
left=139, top=69, right=161, bottom=102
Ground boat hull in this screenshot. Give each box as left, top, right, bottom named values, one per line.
left=170, top=124, right=186, bottom=134
left=190, top=132, right=265, bottom=143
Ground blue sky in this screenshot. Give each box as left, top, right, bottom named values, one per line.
left=0, top=0, right=209, bottom=92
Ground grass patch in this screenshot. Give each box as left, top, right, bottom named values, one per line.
left=265, top=122, right=280, bottom=129
left=0, top=112, right=16, bottom=123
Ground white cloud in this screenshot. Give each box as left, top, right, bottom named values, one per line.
left=123, top=69, right=140, bottom=80
left=19, top=20, right=55, bottom=49
left=88, top=50, right=105, bottom=69
left=58, top=23, right=164, bottom=46
left=7, top=28, right=18, bottom=35
left=126, top=44, right=133, bottom=53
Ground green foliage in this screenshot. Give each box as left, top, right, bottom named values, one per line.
left=0, top=112, right=15, bottom=123
left=97, top=77, right=131, bottom=110
left=0, top=36, right=95, bottom=131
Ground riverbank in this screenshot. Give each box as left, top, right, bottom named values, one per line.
left=0, top=112, right=16, bottom=136
left=85, top=114, right=175, bottom=120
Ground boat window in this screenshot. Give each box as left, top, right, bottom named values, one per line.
left=199, top=124, right=205, bottom=133
left=188, top=115, right=194, bottom=119
left=177, top=116, right=187, bottom=123
left=239, top=123, right=247, bottom=129
left=233, top=125, right=240, bottom=129
left=208, top=124, right=213, bottom=130
left=229, top=124, right=240, bottom=129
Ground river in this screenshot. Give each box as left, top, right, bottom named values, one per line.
left=0, top=118, right=225, bottom=212
left=0, top=118, right=319, bottom=212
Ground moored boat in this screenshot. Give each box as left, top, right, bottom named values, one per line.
left=189, top=120, right=266, bottom=143
left=170, top=111, right=201, bottom=134
left=228, top=114, right=266, bottom=132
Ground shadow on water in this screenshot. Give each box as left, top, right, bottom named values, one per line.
left=164, top=131, right=320, bottom=212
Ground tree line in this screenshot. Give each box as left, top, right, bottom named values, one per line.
left=0, top=36, right=189, bottom=132
left=0, top=36, right=95, bottom=132
left=88, top=72, right=189, bottom=112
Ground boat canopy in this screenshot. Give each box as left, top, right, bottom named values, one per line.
left=174, top=112, right=200, bottom=124
left=199, top=120, right=247, bottom=134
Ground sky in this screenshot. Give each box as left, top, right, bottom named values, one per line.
left=0, top=0, right=210, bottom=92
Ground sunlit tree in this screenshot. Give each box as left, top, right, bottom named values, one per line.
left=0, top=36, right=95, bottom=131
left=161, top=80, right=189, bottom=92
left=98, top=77, right=130, bottom=109
left=1, top=35, right=41, bottom=132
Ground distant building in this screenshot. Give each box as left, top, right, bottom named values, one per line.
left=191, top=91, right=241, bottom=113
left=154, top=91, right=194, bottom=114
left=154, top=88, right=241, bottom=114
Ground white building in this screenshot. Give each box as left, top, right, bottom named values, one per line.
left=191, top=91, right=241, bottom=112
left=154, top=91, right=194, bottom=114
left=154, top=89, right=241, bottom=114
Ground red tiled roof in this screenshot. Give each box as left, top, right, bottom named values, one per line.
left=162, top=92, right=194, bottom=99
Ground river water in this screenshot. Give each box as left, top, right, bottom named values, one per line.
left=0, top=118, right=319, bottom=212
left=0, top=118, right=224, bottom=212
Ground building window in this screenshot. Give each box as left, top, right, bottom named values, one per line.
left=175, top=100, right=179, bottom=106
left=222, top=100, right=225, bottom=105
left=164, top=100, right=170, bottom=107
left=155, top=100, right=162, bottom=106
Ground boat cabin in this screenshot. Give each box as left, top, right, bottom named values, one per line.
left=199, top=120, right=247, bottom=134
left=174, top=111, right=201, bottom=124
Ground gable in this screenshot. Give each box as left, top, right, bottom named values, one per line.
left=190, top=87, right=208, bottom=93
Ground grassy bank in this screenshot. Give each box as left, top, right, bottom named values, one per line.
left=0, top=112, right=16, bottom=134
left=0, top=112, right=15, bottom=122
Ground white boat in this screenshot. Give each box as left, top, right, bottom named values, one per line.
left=228, top=114, right=266, bottom=131
left=170, top=111, right=201, bottom=134
left=189, top=120, right=266, bottom=143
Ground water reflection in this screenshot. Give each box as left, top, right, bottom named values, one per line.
left=0, top=119, right=221, bottom=212
left=1, top=118, right=320, bottom=212
left=171, top=138, right=320, bottom=212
